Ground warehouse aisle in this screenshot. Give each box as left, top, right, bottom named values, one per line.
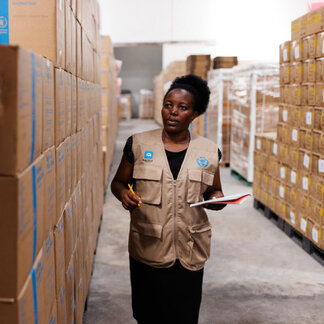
left=84, top=119, right=324, bottom=324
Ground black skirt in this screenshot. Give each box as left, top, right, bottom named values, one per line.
left=129, top=256, right=204, bottom=324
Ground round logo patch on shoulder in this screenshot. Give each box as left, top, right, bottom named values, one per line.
left=197, top=157, right=209, bottom=168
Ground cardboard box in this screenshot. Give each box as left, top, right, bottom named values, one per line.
left=316, top=32, right=324, bottom=58
left=56, top=142, right=66, bottom=220
left=288, top=146, right=299, bottom=170
left=65, top=71, right=72, bottom=138
left=54, top=213, right=65, bottom=298
left=65, top=136, right=72, bottom=201
left=302, top=35, right=317, bottom=60
left=291, top=62, right=303, bottom=84
left=316, top=82, right=324, bottom=107
left=0, top=249, right=45, bottom=324
left=313, top=130, right=324, bottom=154
left=65, top=255, right=75, bottom=324
left=280, top=63, right=290, bottom=84
left=290, top=40, right=303, bottom=62
left=0, top=46, right=42, bottom=175
left=298, top=149, right=312, bottom=173
left=43, top=232, right=57, bottom=324
left=311, top=152, right=324, bottom=176
left=77, top=131, right=82, bottom=182
left=279, top=41, right=290, bottom=63
left=300, top=106, right=314, bottom=129
left=65, top=1, right=72, bottom=73
left=0, top=155, right=45, bottom=298
left=310, top=174, right=324, bottom=202
left=291, top=14, right=306, bottom=40
left=314, top=107, right=324, bottom=130
left=55, top=68, right=66, bottom=146
left=44, top=147, right=56, bottom=235
left=42, top=57, right=55, bottom=153
left=309, top=195, right=324, bottom=225
left=1, top=0, right=65, bottom=68
left=63, top=199, right=74, bottom=271
left=71, top=74, right=77, bottom=134
left=306, top=7, right=324, bottom=36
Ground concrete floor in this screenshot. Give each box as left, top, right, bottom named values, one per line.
left=84, top=119, right=324, bottom=324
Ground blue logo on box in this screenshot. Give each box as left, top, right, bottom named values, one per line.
left=197, top=157, right=208, bottom=168
left=144, top=151, right=153, bottom=159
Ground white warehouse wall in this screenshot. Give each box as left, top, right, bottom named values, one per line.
left=98, top=0, right=308, bottom=67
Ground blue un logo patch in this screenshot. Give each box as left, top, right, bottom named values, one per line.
left=144, top=151, right=153, bottom=159
left=197, top=157, right=209, bottom=168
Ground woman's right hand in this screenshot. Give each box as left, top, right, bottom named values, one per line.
left=121, top=188, right=142, bottom=211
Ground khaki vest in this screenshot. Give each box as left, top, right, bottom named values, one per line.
left=129, top=128, right=219, bottom=271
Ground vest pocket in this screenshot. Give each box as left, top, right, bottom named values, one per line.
left=133, top=164, right=163, bottom=205
left=188, top=223, right=212, bottom=264
left=187, top=169, right=214, bottom=203
left=131, top=222, right=162, bottom=239
left=187, top=169, right=202, bottom=203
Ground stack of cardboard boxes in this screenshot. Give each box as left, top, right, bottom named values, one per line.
left=0, top=1, right=104, bottom=323
left=153, top=61, right=186, bottom=125
left=139, top=89, right=154, bottom=119
left=186, top=55, right=211, bottom=136
left=207, top=69, right=233, bottom=165
left=101, top=35, right=119, bottom=188
left=254, top=7, right=324, bottom=250
left=231, top=63, right=279, bottom=182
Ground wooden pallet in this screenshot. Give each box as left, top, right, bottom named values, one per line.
left=230, top=169, right=252, bottom=187
left=253, top=199, right=324, bottom=267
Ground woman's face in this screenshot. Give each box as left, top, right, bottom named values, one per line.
left=161, top=88, right=198, bottom=134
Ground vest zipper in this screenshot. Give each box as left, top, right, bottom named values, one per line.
left=173, top=180, right=178, bottom=258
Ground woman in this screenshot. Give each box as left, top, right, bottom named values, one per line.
left=111, top=74, right=226, bottom=324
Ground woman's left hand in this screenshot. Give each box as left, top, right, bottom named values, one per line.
left=204, top=191, right=227, bottom=211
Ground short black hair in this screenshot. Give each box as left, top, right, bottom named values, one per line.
left=163, top=74, right=210, bottom=115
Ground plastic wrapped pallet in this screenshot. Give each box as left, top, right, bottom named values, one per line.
left=139, top=89, right=154, bottom=119
left=231, top=63, right=280, bottom=182
left=207, top=69, right=233, bottom=165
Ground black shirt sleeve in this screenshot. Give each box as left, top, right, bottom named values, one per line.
left=123, top=136, right=134, bottom=164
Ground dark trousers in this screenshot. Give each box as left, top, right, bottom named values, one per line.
left=129, top=256, right=204, bottom=324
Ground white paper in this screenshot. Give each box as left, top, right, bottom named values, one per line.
left=319, top=159, right=324, bottom=173
left=292, top=129, right=298, bottom=142
left=306, top=112, right=312, bottom=125
left=283, top=110, right=288, bottom=122
left=312, top=228, right=319, bottom=243
left=190, top=193, right=251, bottom=207
left=256, top=139, right=261, bottom=150
left=295, top=46, right=300, bottom=59
left=279, top=186, right=285, bottom=198
left=273, top=143, right=278, bottom=155
left=302, top=177, right=309, bottom=190
left=303, top=154, right=310, bottom=169
left=280, top=167, right=286, bottom=179
left=290, top=171, right=297, bottom=184
left=290, top=211, right=296, bottom=225
left=300, top=218, right=307, bottom=232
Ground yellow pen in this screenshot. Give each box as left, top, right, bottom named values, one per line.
left=128, top=184, right=141, bottom=207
